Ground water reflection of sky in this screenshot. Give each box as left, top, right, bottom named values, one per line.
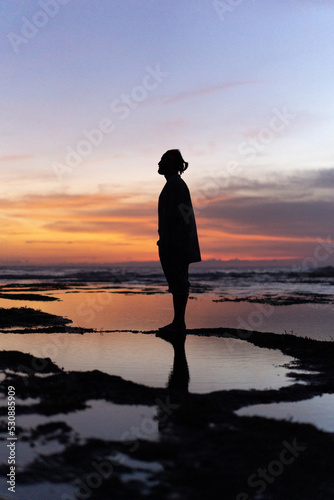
left=0, top=399, right=163, bottom=499
left=1, top=288, right=333, bottom=340
left=1, top=289, right=332, bottom=498
left=0, top=289, right=326, bottom=394
left=236, top=394, right=334, bottom=433
left=17, top=401, right=159, bottom=444
left=0, top=330, right=296, bottom=393
left=1, top=290, right=332, bottom=432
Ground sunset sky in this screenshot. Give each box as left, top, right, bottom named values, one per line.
left=1, top=0, right=334, bottom=265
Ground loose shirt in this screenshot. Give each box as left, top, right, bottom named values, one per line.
left=158, top=174, right=201, bottom=264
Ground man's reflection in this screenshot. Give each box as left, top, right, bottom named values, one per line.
left=156, top=331, right=190, bottom=397
left=155, top=331, right=190, bottom=433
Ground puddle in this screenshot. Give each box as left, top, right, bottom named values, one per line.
left=112, top=452, right=163, bottom=487
left=184, top=335, right=299, bottom=392
left=0, top=400, right=158, bottom=471
left=0, top=332, right=297, bottom=393
left=18, top=400, right=158, bottom=442
left=236, top=393, right=334, bottom=432
left=0, top=397, right=40, bottom=408
left=0, top=480, right=77, bottom=500
left=0, top=438, right=66, bottom=471
left=2, top=290, right=334, bottom=340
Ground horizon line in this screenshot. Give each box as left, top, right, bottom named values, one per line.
left=0, top=257, right=330, bottom=269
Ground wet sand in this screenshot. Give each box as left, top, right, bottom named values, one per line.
left=1, top=286, right=334, bottom=499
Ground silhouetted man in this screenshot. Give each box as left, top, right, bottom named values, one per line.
left=157, top=149, right=201, bottom=334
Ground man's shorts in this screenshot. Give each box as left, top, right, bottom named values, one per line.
left=159, top=250, right=190, bottom=295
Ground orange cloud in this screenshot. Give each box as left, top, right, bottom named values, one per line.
left=0, top=184, right=330, bottom=264
left=0, top=155, right=34, bottom=163
left=0, top=191, right=158, bottom=264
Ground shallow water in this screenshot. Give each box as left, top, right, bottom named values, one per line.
left=1, top=288, right=333, bottom=340
left=3, top=284, right=316, bottom=397
left=19, top=401, right=159, bottom=443
left=236, top=393, right=334, bottom=433
left=0, top=480, right=77, bottom=500
left=0, top=328, right=298, bottom=394
left=0, top=402, right=159, bottom=468
left=1, top=283, right=334, bottom=498
left=0, top=397, right=162, bottom=500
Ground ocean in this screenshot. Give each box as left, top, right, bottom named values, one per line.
left=0, top=262, right=333, bottom=298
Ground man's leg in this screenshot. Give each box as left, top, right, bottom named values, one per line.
left=172, top=293, right=188, bottom=330
left=158, top=254, right=189, bottom=332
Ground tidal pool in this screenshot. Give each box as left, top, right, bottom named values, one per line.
left=0, top=331, right=298, bottom=393
left=236, top=393, right=334, bottom=433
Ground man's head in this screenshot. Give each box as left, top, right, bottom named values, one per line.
left=158, top=149, right=188, bottom=177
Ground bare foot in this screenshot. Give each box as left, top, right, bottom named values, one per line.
left=158, top=322, right=186, bottom=333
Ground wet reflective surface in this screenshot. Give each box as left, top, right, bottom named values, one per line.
left=1, top=287, right=334, bottom=340
left=0, top=330, right=296, bottom=393
left=1, top=282, right=333, bottom=499
left=236, top=393, right=334, bottom=432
